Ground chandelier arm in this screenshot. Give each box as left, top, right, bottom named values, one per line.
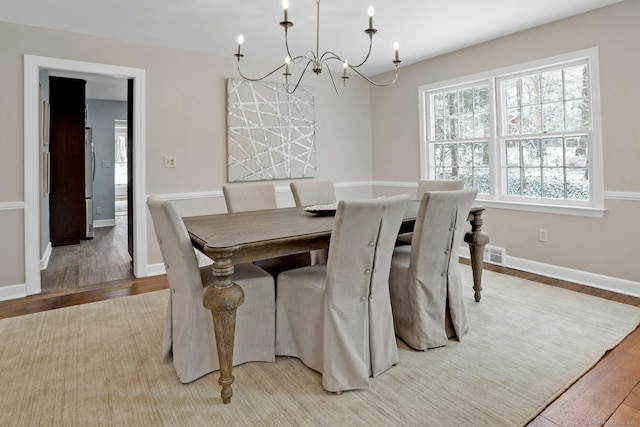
left=284, top=28, right=296, bottom=63
left=318, top=51, right=342, bottom=66
left=236, top=60, right=289, bottom=82
left=323, top=62, right=346, bottom=96
left=344, top=37, right=375, bottom=69
left=285, top=60, right=314, bottom=94
left=347, top=65, right=400, bottom=87
left=284, top=32, right=319, bottom=66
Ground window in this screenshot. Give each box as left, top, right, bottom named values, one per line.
left=430, top=83, right=491, bottom=194
left=419, top=48, right=603, bottom=216
left=114, top=120, right=128, bottom=186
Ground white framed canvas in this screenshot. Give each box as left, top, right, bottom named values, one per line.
left=227, top=79, right=316, bottom=182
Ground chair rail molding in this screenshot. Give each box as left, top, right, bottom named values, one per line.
left=0, top=201, right=25, bottom=211
left=604, top=191, right=640, bottom=201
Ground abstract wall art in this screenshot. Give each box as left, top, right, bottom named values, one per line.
left=227, top=78, right=316, bottom=182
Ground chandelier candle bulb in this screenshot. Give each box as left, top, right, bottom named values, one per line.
left=283, top=0, right=289, bottom=22
left=237, top=35, right=244, bottom=57
left=368, top=6, right=374, bottom=31
left=394, top=42, right=400, bottom=62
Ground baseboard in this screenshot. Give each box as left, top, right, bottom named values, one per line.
left=460, top=245, right=640, bottom=298
left=0, top=283, right=27, bottom=302
left=94, top=219, right=116, bottom=228
left=147, top=251, right=212, bottom=278
left=40, top=242, right=52, bottom=271
left=146, top=263, right=166, bottom=277
left=505, top=256, right=640, bottom=298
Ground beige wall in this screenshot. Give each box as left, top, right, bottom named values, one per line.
left=371, top=0, right=640, bottom=283
left=0, top=20, right=373, bottom=289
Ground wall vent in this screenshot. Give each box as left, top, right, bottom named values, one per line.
left=483, top=245, right=505, bottom=266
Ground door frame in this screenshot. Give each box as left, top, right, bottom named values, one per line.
left=23, top=55, right=147, bottom=295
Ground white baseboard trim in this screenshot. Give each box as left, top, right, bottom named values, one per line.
left=460, top=245, right=640, bottom=298
left=40, top=242, right=52, bottom=271
left=505, top=256, right=640, bottom=298
left=94, top=219, right=116, bottom=228
left=147, top=251, right=212, bottom=278
left=0, top=283, right=27, bottom=302
left=146, top=263, right=166, bottom=277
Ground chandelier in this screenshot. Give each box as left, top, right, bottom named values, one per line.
left=234, top=0, right=402, bottom=95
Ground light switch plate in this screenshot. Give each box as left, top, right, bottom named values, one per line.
left=164, top=156, right=177, bottom=168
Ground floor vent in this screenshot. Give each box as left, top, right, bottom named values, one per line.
left=483, top=245, right=505, bottom=266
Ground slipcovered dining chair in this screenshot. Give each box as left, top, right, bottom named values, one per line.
left=222, top=183, right=278, bottom=212
left=146, top=196, right=275, bottom=383
left=223, top=183, right=309, bottom=275
left=416, top=179, right=464, bottom=196
left=397, top=179, right=465, bottom=245
left=389, top=188, right=477, bottom=350
left=276, top=194, right=410, bottom=393
left=290, top=180, right=337, bottom=207
left=290, top=180, right=337, bottom=264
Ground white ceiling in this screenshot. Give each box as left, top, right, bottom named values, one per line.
left=3, top=0, right=623, bottom=98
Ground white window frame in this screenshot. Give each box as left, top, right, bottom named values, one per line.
left=419, top=47, right=604, bottom=217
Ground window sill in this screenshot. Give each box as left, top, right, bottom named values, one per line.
left=474, top=199, right=606, bottom=218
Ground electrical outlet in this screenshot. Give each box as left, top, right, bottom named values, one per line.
left=96, top=206, right=102, bottom=215
left=538, top=228, right=548, bottom=242
left=164, top=156, right=177, bottom=168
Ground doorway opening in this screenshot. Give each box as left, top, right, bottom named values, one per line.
left=40, top=78, right=134, bottom=293
left=23, top=55, right=147, bottom=296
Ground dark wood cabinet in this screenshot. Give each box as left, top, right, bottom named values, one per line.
left=49, top=76, right=87, bottom=247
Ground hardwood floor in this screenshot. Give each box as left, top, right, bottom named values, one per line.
left=3, top=243, right=640, bottom=425
left=484, top=263, right=640, bottom=427
left=40, top=214, right=135, bottom=293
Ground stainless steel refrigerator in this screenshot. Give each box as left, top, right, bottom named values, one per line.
left=83, top=127, right=95, bottom=239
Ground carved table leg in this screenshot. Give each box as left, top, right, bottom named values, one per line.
left=464, top=208, right=490, bottom=302
left=202, top=253, right=244, bottom=404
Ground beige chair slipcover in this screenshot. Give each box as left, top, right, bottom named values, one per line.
left=290, top=180, right=337, bottom=264
left=222, top=183, right=278, bottom=212
left=276, top=194, right=410, bottom=393
left=389, top=189, right=477, bottom=350
left=416, top=179, right=464, bottom=196
left=223, top=182, right=309, bottom=275
left=290, top=180, right=337, bottom=207
left=147, top=196, right=275, bottom=383
left=398, top=179, right=465, bottom=245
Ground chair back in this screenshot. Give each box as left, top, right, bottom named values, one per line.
left=411, top=189, right=476, bottom=272
left=417, top=179, right=464, bottom=199
left=324, top=194, right=409, bottom=382
left=146, top=196, right=202, bottom=294
left=223, top=183, right=277, bottom=212
left=290, top=181, right=337, bottom=207
left=147, top=195, right=216, bottom=381
left=409, top=189, right=477, bottom=340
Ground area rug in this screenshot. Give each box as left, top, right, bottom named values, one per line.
left=2, top=265, right=639, bottom=426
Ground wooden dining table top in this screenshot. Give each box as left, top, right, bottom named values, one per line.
left=183, top=201, right=420, bottom=261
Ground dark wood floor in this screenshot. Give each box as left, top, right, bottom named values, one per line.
left=3, top=232, right=640, bottom=425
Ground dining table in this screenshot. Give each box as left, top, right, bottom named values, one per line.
left=182, top=200, right=490, bottom=404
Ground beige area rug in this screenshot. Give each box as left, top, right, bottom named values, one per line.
left=2, top=265, right=640, bottom=426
